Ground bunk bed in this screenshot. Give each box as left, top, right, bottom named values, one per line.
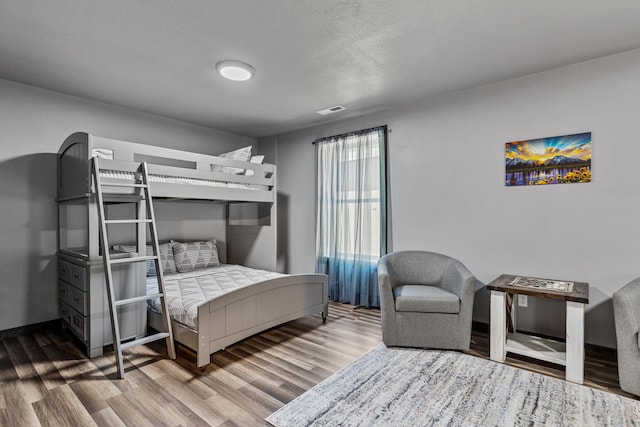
left=57, top=132, right=328, bottom=368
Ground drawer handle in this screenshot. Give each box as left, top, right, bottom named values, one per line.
left=62, top=309, right=69, bottom=315
left=73, top=318, right=82, bottom=327
left=73, top=297, right=80, bottom=303
left=72, top=273, right=80, bottom=280
left=60, top=268, right=67, bottom=274
left=61, top=290, right=68, bottom=295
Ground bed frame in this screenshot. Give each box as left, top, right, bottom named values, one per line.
left=149, top=273, right=328, bottom=368
left=57, top=132, right=328, bottom=367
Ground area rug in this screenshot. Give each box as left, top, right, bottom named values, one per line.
left=266, top=344, right=640, bottom=426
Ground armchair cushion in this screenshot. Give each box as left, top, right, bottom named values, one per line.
left=393, top=285, right=460, bottom=313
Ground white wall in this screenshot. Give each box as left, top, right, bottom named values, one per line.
left=0, top=79, right=256, bottom=331
left=262, top=49, right=640, bottom=348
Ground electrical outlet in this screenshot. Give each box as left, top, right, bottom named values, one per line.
left=518, top=295, right=528, bottom=308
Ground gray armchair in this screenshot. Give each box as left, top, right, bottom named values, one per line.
left=377, top=251, right=476, bottom=350
left=613, top=278, right=640, bottom=396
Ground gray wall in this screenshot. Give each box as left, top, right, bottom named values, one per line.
left=0, top=79, right=256, bottom=331
left=261, top=49, right=640, bottom=348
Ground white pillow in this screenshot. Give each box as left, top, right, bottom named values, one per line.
left=244, top=155, right=265, bottom=177
left=211, top=146, right=252, bottom=174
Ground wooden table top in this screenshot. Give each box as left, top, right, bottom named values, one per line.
left=486, top=274, right=589, bottom=304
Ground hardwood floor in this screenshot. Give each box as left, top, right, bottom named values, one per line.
left=0, top=303, right=636, bottom=426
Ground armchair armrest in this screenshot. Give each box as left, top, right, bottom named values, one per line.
left=442, top=259, right=475, bottom=300
left=377, top=257, right=397, bottom=315
left=613, top=277, right=640, bottom=395
left=614, top=278, right=640, bottom=348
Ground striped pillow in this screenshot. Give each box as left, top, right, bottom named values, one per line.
left=113, top=242, right=176, bottom=276
left=171, top=239, right=220, bottom=273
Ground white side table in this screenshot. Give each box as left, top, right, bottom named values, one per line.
left=488, top=274, right=589, bottom=384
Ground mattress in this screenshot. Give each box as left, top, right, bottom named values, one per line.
left=146, top=264, right=285, bottom=329
left=100, top=169, right=267, bottom=191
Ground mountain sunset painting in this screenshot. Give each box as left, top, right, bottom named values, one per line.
left=505, top=132, right=591, bottom=186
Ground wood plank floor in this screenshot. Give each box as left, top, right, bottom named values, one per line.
left=0, top=303, right=636, bottom=426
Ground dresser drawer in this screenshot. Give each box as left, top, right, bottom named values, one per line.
left=68, top=264, right=88, bottom=291
left=69, top=287, right=88, bottom=314
left=59, top=300, right=72, bottom=325
left=58, top=281, right=71, bottom=304
left=70, top=311, right=88, bottom=341
left=58, top=260, right=72, bottom=282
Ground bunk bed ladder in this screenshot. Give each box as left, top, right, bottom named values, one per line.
left=91, top=157, right=176, bottom=379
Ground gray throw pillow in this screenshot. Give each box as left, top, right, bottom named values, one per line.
left=171, top=239, right=220, bottom=273
left=113, top=242, right=176, bottom=276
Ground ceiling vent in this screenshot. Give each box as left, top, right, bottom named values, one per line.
left=316, top=105, right=346, bottom=116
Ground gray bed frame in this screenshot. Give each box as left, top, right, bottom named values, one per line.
left=58, top=132, right=328, bottom=368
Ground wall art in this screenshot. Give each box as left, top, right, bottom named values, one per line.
left=505, top=132, right=591, bottom=186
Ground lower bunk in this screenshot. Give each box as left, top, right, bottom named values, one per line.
left=147, top=265, right=329, bottom=368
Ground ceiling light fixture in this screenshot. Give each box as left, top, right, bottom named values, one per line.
left=215, top=60, right=255, bottom=81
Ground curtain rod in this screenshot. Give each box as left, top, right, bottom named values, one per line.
left=312, top=125, right=387, bottom=145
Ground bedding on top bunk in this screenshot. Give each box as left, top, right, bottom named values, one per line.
left=146, top=264, right=285, bottom=329
left=100, top=169, right=268, bottom=191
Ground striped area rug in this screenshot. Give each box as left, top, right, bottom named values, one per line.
left=266, top=344, right=640, bottom=426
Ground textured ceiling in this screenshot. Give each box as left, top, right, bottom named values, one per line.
left=1, top=1, right=640, bottom=138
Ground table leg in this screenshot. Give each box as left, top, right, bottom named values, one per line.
left=508, top=293, right=516, bottom=332
left=565, top=301, right=584, bottom=384
left=490, top=290, right=506, bottom=363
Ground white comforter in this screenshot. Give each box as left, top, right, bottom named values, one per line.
left=146, top=264, right=284, bottom=329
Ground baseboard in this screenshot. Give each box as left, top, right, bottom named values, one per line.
left=0, top=319, right=61, bottom=341
left=472, top=320, right=489, bottom=334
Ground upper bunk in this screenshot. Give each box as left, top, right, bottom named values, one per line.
left=57, top=132, right=275, bottom=203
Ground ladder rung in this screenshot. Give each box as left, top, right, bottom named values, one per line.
left=109, top=255, right=157, bottom=264
left=105, top=219, right=152, bottom=224
left=100, top=182, right=148, bottom=188
left=120, top=332, right=171, bottom=351
left=115, top=292, right=163, bottom=307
